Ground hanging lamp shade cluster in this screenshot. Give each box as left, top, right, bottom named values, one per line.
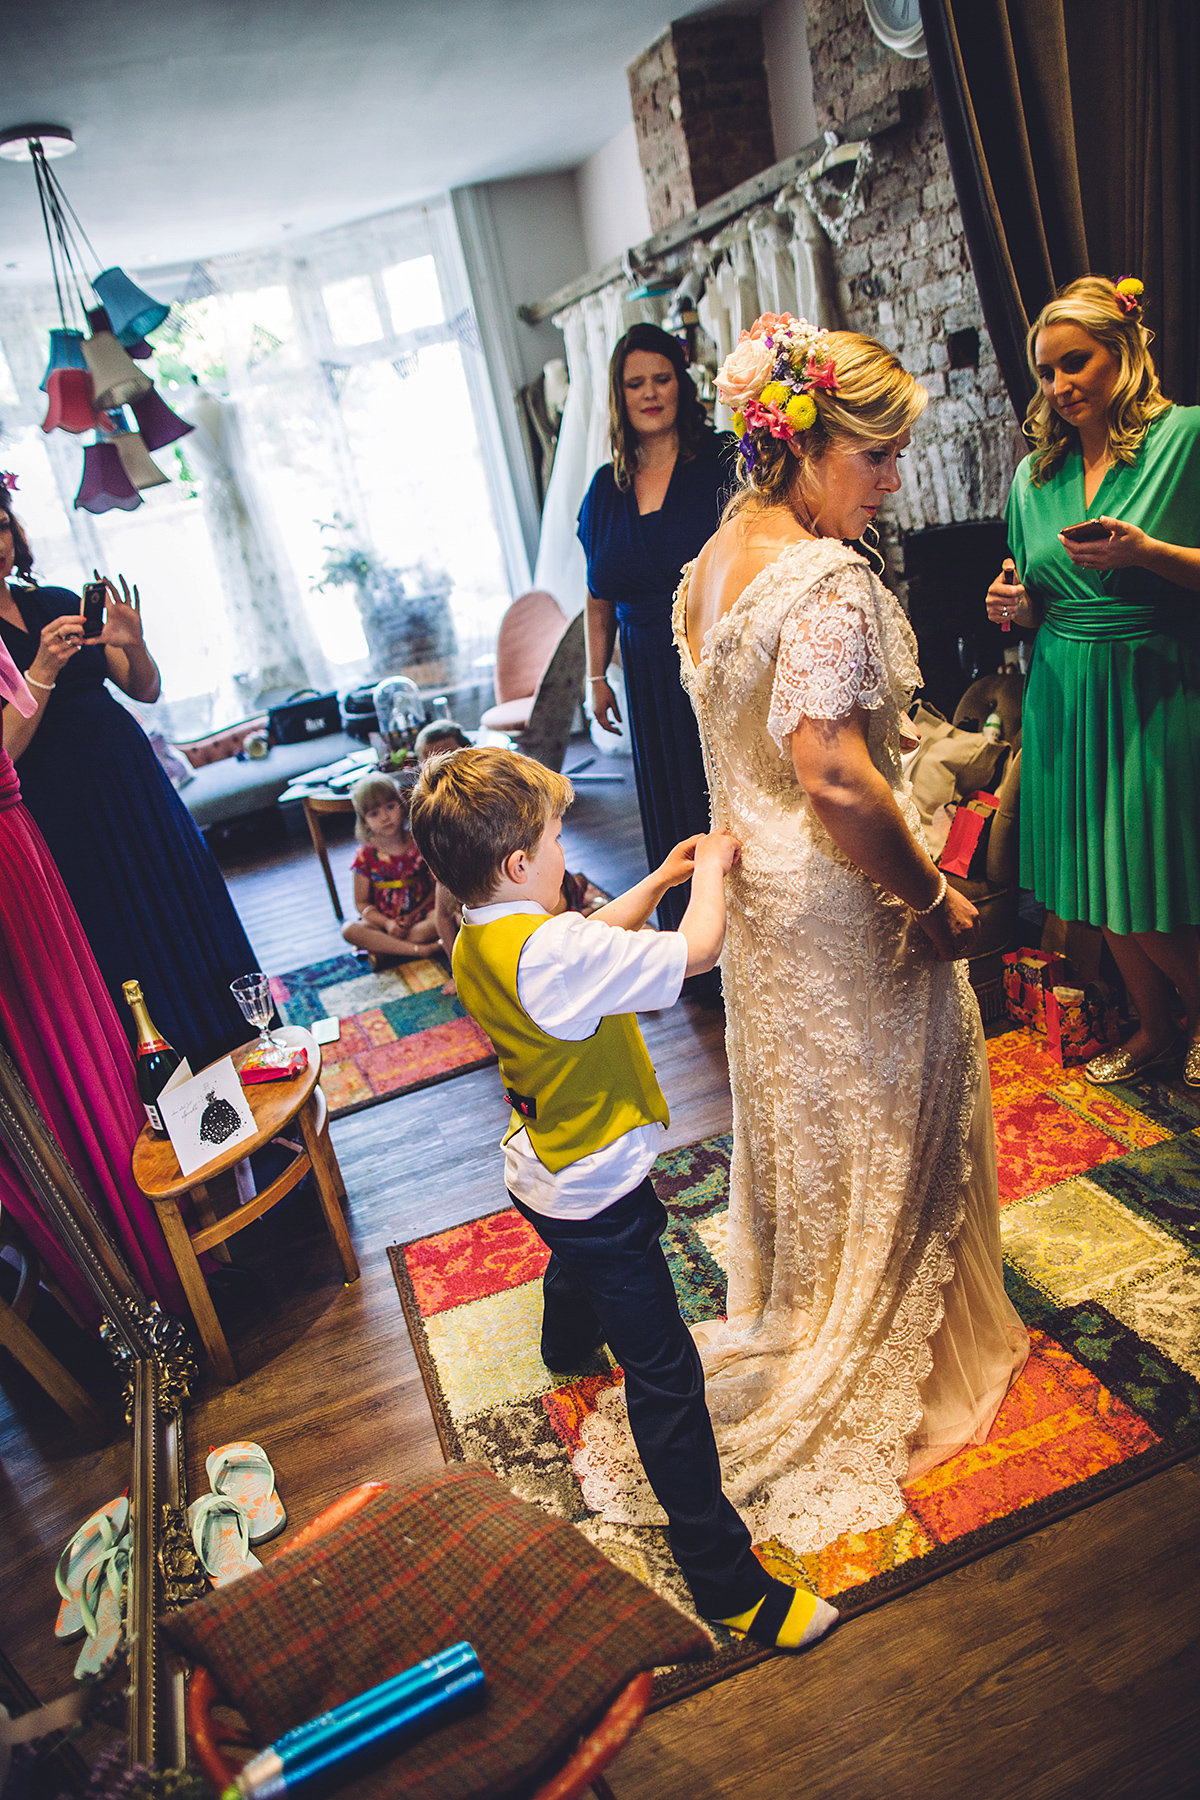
left=1, top=123, right=194, bottom=513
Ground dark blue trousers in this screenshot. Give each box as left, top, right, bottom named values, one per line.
left=509, top=1176, right=766, bottom=1620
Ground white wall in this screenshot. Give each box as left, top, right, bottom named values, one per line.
left=575, top=123, right=652, bottom=269
left=481, top=172, right=589, bottom=385
left=761, top=0, right=819, bottom=161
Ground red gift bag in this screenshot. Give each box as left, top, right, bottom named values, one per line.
left=938, top=790, right=1000, bottom=879
left=1044, top=982, right=1121, bottom=1065
left=1002, top=948, right=1070, bottom=1033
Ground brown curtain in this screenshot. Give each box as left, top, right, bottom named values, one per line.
left=922, top=0, right=1200, bottom=416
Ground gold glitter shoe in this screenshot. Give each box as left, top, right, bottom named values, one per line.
left=1084, top=1038, right=1179, bottom=1086
left=1184, top=1037, right=1200, bottom=1089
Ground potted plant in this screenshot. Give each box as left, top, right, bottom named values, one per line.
left=314, top=516, right=457, bottom=680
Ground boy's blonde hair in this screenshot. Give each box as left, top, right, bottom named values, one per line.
left=410, top=747, right=573, bottom=905
left=349, top=774, right=406, bottom=844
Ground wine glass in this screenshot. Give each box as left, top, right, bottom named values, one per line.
left=230, top=973, right=287, bottom=1057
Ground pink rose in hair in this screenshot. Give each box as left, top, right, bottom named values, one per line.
left=717, top=334, right=776, bottom=408
left=747, top=312, right=799, bottom=342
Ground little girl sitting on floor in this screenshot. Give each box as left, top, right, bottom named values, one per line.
left=343, top=775, right=439, bottom=964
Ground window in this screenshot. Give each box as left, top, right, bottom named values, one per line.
left=322, top=275, right=383, bottom=347
left=382, top=256, right=444, bottom=332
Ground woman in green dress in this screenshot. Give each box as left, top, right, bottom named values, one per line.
left=986, top=275, right=1200, bottom=1087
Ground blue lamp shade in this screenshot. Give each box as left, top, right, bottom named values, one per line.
left=42, top=367, right=97, bottom=434
left=92, top=268, right=170, bottom=348
left=129, top=385, right=194, bottom=450
left=74, top=440, right=143, bottom=513
left=39, top=328, right=89, bottom=393
left=87, top=304, right=152, bottom=360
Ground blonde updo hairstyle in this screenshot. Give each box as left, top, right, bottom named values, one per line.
left=1024, top=276, right=1170, bottom=484
left=726, top=331, right=927, bottom=526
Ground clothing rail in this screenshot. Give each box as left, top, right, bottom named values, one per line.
left=517, top=90, right=915, bottom=326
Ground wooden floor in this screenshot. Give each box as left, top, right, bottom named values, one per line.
left=2, top=739, right=1197, bottom=1798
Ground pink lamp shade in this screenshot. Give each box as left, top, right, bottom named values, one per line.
left=129, top=385, right=194, bottom=450
left=82, top=331, right=152, bottom=410
left=42, top=366, right=97, bottom=434
left=87, top=304, right=152, bottom=359
left=74, top=441, right=143, bottom=513
left=114, top=430, right=169, bottom=490
left=39, top=327, right=89, bottom=393
left=91, top=268, right=170, bottom=348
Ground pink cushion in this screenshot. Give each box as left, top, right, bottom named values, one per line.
left=177, top=716, right=269, bottom=768
left=480, top=698, right=534, bottom=731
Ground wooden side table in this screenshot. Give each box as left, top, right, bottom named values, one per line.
left=131, top=1027, right=358, bottom=1384
left=296, top=789, right=356, bottom=921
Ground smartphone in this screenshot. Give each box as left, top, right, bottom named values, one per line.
left=1059, top=520, right=1113, bottom=543
left=81, top=580, right=106, bottom=638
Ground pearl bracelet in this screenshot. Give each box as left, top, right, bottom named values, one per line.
left=909, top=871, right=948, bottom=917
left=26, top=674, right=56, bottom=692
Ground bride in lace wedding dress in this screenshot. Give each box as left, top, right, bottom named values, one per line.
left=574, top=320, right=1028, bottom=1553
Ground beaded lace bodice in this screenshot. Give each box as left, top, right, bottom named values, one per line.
left=570, top=538, right=984, bottom=1555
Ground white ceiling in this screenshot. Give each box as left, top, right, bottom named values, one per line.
left=3, top=0, right=727, bottom=283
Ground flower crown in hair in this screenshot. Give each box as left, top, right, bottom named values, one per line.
left=0, top=472, right=17, bottom=493
left=1114, top=276, right=1144, bottom=316
left=715, top=314, right=836, bottom=470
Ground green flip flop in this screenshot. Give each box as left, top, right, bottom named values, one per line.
left=205, top=1440, right=286, bottom=1545
left=73, top=1539, right=129, bottom=1682
left=54, top=1496, right=129, bottom=1641
left=188, top=1492, right=263, bottom=1589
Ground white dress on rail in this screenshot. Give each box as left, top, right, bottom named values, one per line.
left=572, top=538, right=1028, bottom=1553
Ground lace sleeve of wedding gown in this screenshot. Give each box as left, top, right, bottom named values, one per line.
left=766, top=567, right=889, bottom=749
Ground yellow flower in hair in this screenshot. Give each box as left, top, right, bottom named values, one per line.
left=759, top=382, right=790, bottom=410
left=786, top=393, right=818, bottom=431
left=732, top=409, right=747, bottom=437
left=1115, top=277, right=1144, bottom=297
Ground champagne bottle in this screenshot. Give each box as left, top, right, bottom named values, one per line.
left=122, top=981, right=181, bottom=1134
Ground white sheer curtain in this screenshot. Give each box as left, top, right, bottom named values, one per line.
left=0, top=196, right=523, bottom=734
left=531, top=278, right=631, bottom=750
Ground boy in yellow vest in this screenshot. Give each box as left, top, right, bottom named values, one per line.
left=410, top=746, right=837, bottom=1650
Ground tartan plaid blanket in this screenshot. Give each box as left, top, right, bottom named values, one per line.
left=162, top=1465, right=707, bottom=1800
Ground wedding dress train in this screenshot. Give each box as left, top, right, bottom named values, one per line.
left=572, top=539, right=1028, bottom=1552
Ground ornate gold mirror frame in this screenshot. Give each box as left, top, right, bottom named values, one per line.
left=0, top=1043, right=204, bottom=1770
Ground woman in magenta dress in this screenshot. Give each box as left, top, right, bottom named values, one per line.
left=0, top=617, right=184, bottom=1325
left=0, top=498, right=263, bottom=1072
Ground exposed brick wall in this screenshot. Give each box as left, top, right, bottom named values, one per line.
left=629, top=16, right=777, bottom=232
left=803, top=0, right=1025, bottom=576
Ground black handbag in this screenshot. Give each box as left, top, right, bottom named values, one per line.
left=267, top=689, right=342, bottom=746
left=340, top=683, right=380, bottom=743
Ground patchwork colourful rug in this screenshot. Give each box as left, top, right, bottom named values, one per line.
left=270, top=954, right=494, bottom=1118
left=388, top=1024, right=1200, bottom=1698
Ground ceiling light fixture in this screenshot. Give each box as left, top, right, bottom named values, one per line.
left=1, top=122, right=194, bottom=513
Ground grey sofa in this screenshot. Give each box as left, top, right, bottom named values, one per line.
left=180, top=732, right=362, bottom=830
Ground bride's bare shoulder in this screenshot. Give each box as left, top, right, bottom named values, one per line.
left=686, top=508, right=810, bottom=652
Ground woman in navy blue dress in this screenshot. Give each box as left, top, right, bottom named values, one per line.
left=578, top=325, right=735, bottom=966
left=0, top=501, right=264, bottom=1071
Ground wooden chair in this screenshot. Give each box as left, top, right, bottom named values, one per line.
left=185, top=1482, right=650, bottom=1800
left=131, top=1029, right=358, bottom=1385
left=0, top=1212, right=112, bottom=1442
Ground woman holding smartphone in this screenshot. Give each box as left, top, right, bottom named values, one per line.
left=0, top=499, right=263, bottom=1070
left=986, top=276, right=1200, bottom=1085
